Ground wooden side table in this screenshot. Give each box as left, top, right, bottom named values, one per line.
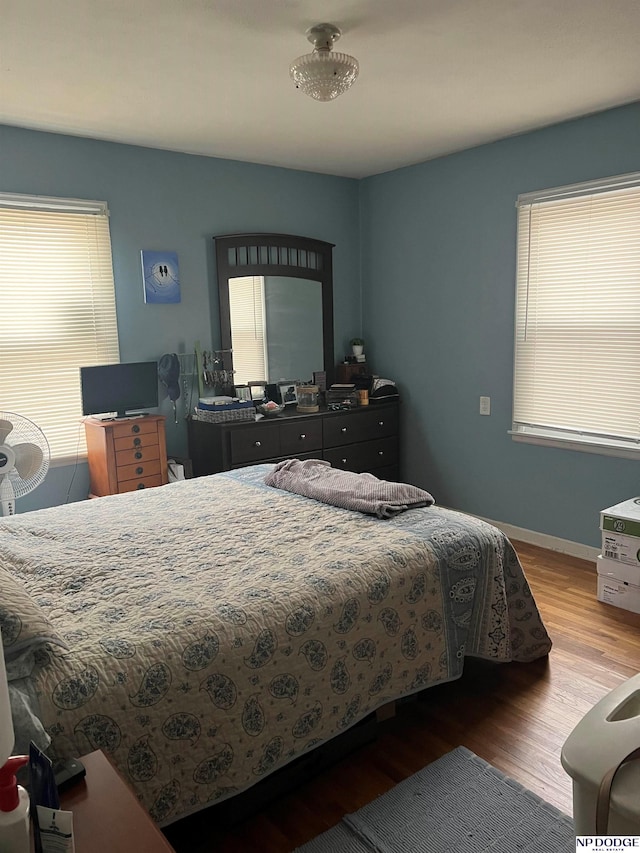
left=55, top=750, right=175, bottom=852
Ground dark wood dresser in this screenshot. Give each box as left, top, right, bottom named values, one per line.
left=187, top=401, right=399, bottom=480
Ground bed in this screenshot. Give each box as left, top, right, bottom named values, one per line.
left=0, top=464, right=552, bottom=826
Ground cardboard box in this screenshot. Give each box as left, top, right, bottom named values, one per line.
left=601, top=531, right=640, bottom=567
left=596, top=574, right=640, bottom=615
left=596, top=554, right=640, bottom=586
left=600, top=497, right=640, bottom=538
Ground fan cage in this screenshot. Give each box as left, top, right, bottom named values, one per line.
left=0, top=411, right=51, bottom=499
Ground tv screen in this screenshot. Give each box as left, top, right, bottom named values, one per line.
left=80, top=361, right=159, bottom=419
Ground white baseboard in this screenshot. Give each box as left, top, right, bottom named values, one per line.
left=478, top=516, right=599, bottom=565
left=439, top=504, right=599, bottom=565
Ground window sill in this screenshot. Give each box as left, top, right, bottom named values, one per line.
left=50, top=454, right=88, bottom=469
left=509, top=429, right=640, bottom=461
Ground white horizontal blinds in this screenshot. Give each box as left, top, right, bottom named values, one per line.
left=513, top=174, right=640, bottom=445
left=0, top=195, right=119, bottom=461
left=228, top=276, right=268, bottom=385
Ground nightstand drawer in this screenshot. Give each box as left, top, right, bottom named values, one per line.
left=324, top=436, right=398, bottom=473
left=111, top=419, right=159, bottom=440
left=279, top=419, right=323, bottom=456
left=117, top=459, right=161, bottom=482
left=230, top=423, right=280, bottom=464
left=323, top=408, right=399, bottom=448
left=117, top=473, right=164, bottom=493
left=114, top=430, right=161, bottom=452
left=116, top=445, right=161, bottom=467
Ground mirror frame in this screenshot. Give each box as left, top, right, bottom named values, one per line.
left=215, top=233, right=335, bottom=387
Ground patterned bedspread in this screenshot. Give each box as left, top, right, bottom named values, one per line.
left=0, top=465, right=551, bottom=825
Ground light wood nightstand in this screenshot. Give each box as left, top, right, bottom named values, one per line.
left=84, top=415, right=168, bottom=497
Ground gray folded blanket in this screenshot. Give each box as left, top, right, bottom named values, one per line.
left=264, top=459, right=435, bottom=519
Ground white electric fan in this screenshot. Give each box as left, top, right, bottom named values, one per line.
left=0, top=413, right=50, bottom=516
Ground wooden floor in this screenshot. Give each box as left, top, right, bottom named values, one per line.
left=166, top=542, right=640, bottom=852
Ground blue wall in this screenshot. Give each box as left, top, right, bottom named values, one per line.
left=0, top=125, right=360, bottom=511
left=360, top=102, right=640, bottom=548
left=3, top=104, right=639, bottom=546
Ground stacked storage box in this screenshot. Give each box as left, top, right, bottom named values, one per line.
left=597, top=498, right=640, bottom=613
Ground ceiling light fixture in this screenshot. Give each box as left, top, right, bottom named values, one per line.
left=289, top=23, right=359, bottom=102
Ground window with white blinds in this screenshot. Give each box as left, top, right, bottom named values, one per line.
left=228, top=276, right=268, bottom=385
left=512, top=172, right=640, bottom=457
left=0, top=193, right=120, bottom=462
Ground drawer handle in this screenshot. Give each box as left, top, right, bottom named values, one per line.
left=135, top=451, right=142, bottom=460
left=341, top=458, right=347, bottom=464
left=136, top=466, right=144, bottom=475
left=254, top=441, right=262, bottom=448
left=132, top=424, right=140, bottom=434
left=136, top=483, right=145, bottom=490
left=378, top=450, right=384, bottom=456
left=299, top=433, right=306, bottom=440
left=378, top=421, right=385, bottom=427
left=341, top=427, right=348, bottom=433
left=133, top=438, right=141, bottom=447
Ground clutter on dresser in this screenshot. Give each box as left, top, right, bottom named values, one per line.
left=194, top=341, right=235, bottom=396
left=255, top=401, right=285, bottom=418
left=193, top=396, right=255, bottom=423
left=370, top=377, right=400, bottom=403
left=328, top=374, right=400, bottom=409
left=248, top=380, right=269, bottom=401
left=312, top=370, right=327, bottom=392
left=234, top=384, right=252, bottom=402
left=349, top=337, right=365, bottom=361
left=296, top=383, right=320, bottom=413
left=326, top=383, right=358, bottom=409
left=336, top=361, right=369, bottom=384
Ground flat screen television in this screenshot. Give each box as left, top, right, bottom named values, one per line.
left=80, top=361, right=159, bottom=419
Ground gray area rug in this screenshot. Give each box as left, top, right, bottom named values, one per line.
left=294, top=746, right=575, bottom=852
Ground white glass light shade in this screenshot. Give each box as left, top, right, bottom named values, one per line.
left=290, top=51, right=359, bottom=101
left=0, top=633, right=14, bottom=765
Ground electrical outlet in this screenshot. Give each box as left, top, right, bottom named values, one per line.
left=479, top=396, right=491, bottom=416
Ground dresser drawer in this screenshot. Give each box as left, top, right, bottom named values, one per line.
left=230, top=423, right=280, bottom=465
left=372, top=464, right=399, bottom=482
left=234, top=450, right=320, bottom=470
left=187, top=403, right=399, bottom=479
left=117, top=473, right=164, bottom=493
left=323, top=436, right=398, bottom=473
left=279, top=419, right=323, bottom=456
left=323, top=407, right=399, bottom=448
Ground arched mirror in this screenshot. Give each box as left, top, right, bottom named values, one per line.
left=215, top=233, right=335, bottom=388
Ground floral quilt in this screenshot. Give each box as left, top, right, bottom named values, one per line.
left=0, top=465, right=551, bottom=825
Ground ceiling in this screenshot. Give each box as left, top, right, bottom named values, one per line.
left=2, top=0, right=639, bottom=179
